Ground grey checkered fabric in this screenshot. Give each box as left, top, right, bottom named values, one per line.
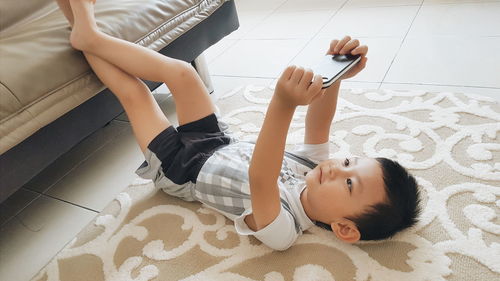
left=194, top=141, right=314, bottom=225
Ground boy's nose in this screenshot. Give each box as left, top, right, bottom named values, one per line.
left=329, top=162, right=344, bottom=178
left=328, top=163, right=335, bottom=178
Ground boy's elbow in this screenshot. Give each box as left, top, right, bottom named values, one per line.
left=248, top=170, right=273, bottom=190
left=248, top=163, right=263, bottom=183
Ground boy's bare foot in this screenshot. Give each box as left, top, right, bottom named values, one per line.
left=69, top=0, right=98, bottom=51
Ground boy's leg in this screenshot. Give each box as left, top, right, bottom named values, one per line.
left=56, top=0, right=170, bottom=152
left=69, top=0, right=217, bottom=126
left=86, top=54, right=171, bottom=152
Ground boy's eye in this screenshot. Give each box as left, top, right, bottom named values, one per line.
left=344, top=158, right=350, bottom=166
left=346, top=178, right=352, bottom=193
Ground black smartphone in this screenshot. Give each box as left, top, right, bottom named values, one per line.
left=311, top=54, right=361, bottom=88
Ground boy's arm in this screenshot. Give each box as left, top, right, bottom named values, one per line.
left=304, top=36, right=368, bottom=144
left=246, top=66, right=324, bottom=231
left=305, top=81, right=341, bottom=144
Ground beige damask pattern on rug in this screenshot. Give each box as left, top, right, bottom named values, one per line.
left=33, top=87, right=499, bottom=281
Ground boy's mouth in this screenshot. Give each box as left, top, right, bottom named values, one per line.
left=319, top=167, right=323, bottom=184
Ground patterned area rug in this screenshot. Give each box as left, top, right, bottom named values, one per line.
left=33, top=86, right=500, bottom=281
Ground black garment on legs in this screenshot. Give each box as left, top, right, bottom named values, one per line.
left=140, top=113, right=231, bottom=185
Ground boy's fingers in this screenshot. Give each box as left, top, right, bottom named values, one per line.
left=280, top=65, right=297, bottom=81
left=351, top=45, right=368, bottom=56
left=347, top=56, right=368, bottom=76
left=327, top=39, right=339, bottom=55
left=356, top=57, right=368, bottom=70
left=307, top=74, right=323, bottom=95
left=300, top=69, right=314, bottom=89
left=334, top=35, right=351, bottom=53
left=339, top=39, right=359, bottom=55
left=291, top=66, right=305, bottom=83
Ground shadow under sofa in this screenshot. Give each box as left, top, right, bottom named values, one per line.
left=0, top=0, right=239, bottom=202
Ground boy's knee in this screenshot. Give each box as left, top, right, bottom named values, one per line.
left=117, top=80, right=150, bottom=103
left=172, top=60, right=197, bottom=81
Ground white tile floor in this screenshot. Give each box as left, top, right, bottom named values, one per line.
left=1, top=0, right=499, bottom=280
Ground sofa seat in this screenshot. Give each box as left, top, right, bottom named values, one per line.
left=0, top=0, right=229, bottom=154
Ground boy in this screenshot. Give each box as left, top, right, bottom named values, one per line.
left=58, top=0, right=421, bottom=251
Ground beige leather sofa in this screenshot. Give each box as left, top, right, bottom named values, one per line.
left=0, top=0, right=239, bottom=202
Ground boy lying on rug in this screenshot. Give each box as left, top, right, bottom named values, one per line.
left=58, top=0, right=421, bottom=251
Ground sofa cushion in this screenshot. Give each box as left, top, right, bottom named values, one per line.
left=0, top=0, right=229, bottom=154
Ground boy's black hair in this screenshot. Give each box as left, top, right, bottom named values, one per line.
left=315, top=157, right=421, bottom=241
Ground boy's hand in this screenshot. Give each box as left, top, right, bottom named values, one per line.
left=274, top=65, right=325, bottom=108
left=327, top=35, right=368, bottom=81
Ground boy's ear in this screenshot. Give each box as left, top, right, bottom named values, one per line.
left=331, top=219, right=360, bottom=243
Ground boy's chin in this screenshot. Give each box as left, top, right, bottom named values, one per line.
left=305, top=170, right=318, bottom=187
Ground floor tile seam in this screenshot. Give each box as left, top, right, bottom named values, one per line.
left=26, top=217, right=98, bottom=281
left=381, top=82, right=500, bottom=90
left=113, top=119, right=131, bottom=124
left=315, top=35, right=409, bottom=39
left=23, top=125, right=128, bottom=195
left=0, top=192, right=97, bottom=236
left=0, top=191, right=42, bottom=229
left=23, top=158, right=91, bottom=195
left=35, top=191, right=99, bottom=213
left=24, top=124, right=131, bottom=208
left=210, top=75, right=383, bottom=87
left=340, top=82, right=382, bottom=89
left=211, top=74, right=274, bottom=78
left=379, top=2, right=424, bottom=89
left=267, top=8, right=341, bottom=14
left=233, top=38, right=314, bottom=41
left=205, top=39, right=241, bottom=64
left=422, top=0, right=500, bottom=6
left=273, top=9, right=343, bottom=13
left=229, top=36, right=500, bottom=43
left=241, top=35, right=328, bottom=40
left=343, top=4, right=424, bottom=9
left=211, top=74, right=280, bottom=79
left=236, top=0, right=292, bottom=41
left=284, top=0, right=351, bottom=68
left=404, top=35, right=500, bottom=38
left=207, top=74, right=500, bottom=90
left=302, top=35, right=500, bottom=39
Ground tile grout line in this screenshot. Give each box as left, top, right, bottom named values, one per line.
left=211, top=74, right=500, bottom=90
left=205, top=39, right=240, bottom=65
left=0, top=192, right=42, bottom=228
left=23, top=122, right=131, bottom=197
left=285, top=0, right=351, bottom=66
left=25, top=212, right=99, bottom=281
left=212, top=74, right=279, bottom=79
left=241, top=0, right=295, bottom=35
left=2, top=111, right=130, bottom=229
left=23, top=127, right=125, bottom=195
left=381, top=81, right=500, bottom=90
left=36, top=191, right=99, bottom=213
left=207, top=0, right=293, bottom=64
left=378, top=1, right=425, bottom=89
left=0, top=190, right=98, bottom=230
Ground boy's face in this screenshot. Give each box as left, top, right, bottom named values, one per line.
left=302, top=157, right=386, bottom=224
